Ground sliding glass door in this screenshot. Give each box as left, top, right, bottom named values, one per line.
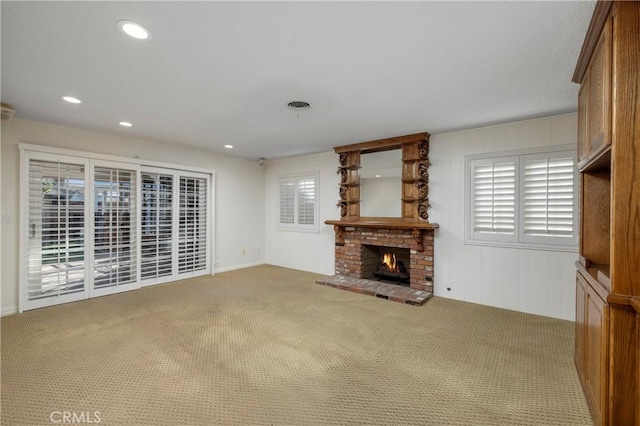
left=178, top=174, right=209, bottom=278
left=21, top=149, right=212, bottom=312
left=91, top=162, right=139, bottom=297
left=139, top=168, right=211, bottom=284
left=140, top=168, right=175, bottom=286
left=24, top=153, right=89, bottom=310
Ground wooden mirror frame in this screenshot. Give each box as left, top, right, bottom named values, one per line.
left=331, top=132, right=431, bottom=223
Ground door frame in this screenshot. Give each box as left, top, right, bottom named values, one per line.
left=19, top=144, right=216, bottom=312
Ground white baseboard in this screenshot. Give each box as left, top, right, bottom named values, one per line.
left=214, top=261, right=266, bottom=274
left=1, top=306, right=18, bottom=317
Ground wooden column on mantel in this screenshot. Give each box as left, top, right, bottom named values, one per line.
left=326, top=132, right=439, bottom=251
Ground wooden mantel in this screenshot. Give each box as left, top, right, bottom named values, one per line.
left=325, top=219, right=439, bottom=252
left=325, top=219, right=438, bottom=230
left=328, top=131, right=438, bottom=252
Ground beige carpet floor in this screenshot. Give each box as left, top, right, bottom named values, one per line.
left=1, top=265, right=592, bottom=425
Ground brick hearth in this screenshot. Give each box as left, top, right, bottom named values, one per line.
left=316, top=275, right=432, bottom=305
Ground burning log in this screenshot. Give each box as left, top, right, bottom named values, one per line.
left=373, top=252, right=409, bottom=285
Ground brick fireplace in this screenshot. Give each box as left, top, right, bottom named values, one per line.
left=318, top=131, right=438, bottom=305
left=334, top=225, right=435, bottom=293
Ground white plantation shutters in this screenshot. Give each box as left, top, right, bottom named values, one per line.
left=93, top=165, right=137, bottom=291
left=141, top=171, right=174, bottom=282
left=139, top=168, right=210, bottom=283
left=467, top=146, right=577, bottom=249
left=297, top=177, right=316, bottom=225
left=472, top=158, right=517, bottom=237
left=521, top=152, right=577, bottom=245
left=279, top=180, right=295, bottom=224
left=178, top=175, right=208, bottom=275
left=21, top=146, right=213, bottom=312
left=27, top=157, right=88, bottom=307
left=278, top=172, right=319, bottom=231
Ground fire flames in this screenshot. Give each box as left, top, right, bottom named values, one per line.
left=381, top=252, right=398, bottom=273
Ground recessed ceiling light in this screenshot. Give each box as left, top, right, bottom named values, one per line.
left=224, top=144, right=234, bottom=149
left=61, top=95, right=82, bottom=104
left=375, top=174, right=381, bottom=178
left=119, top=121, right=133, bottom=127
left=117, top=20, right=152, bottom=40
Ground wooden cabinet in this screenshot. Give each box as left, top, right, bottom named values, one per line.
left=573, top=2, right=640, bottom=425
left=575, top=273, right=587, bottom=373
left=577, top=75, right=590, bottom=164
left=585, top=280, right=608, bottom=425
left=586, top=17, right=612, bottom=157
left=578, top=16, right=612, bottom=168
left=575, top=268, right=610, bottom=425
left=636, top=298, right=640, bottom=423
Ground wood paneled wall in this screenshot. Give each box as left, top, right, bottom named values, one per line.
left=429, top=113, right=579, bottom=321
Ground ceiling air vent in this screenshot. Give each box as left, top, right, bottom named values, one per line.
left=1, top=103, right=15, bottom=123
left=287, top=101, right=311, bottom=111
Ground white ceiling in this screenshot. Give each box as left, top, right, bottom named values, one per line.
left=1, top=1, right=595, bottom=160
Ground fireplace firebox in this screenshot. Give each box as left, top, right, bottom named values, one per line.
left=362, top=245, right=410, bottom=286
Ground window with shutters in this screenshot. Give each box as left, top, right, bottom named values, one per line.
left=278, top=172, right=319, bottom=232
left=466, top=146, right=577, bottom=251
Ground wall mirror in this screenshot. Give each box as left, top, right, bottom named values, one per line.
left=359, top=149, right=402, bottom=217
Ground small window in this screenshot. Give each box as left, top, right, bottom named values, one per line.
left=278, top=172, right=319, bottom=232
left=466, top=146, right=577, bottom=251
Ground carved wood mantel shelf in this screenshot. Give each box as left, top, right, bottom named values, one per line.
left=325, top=219, right=439, bottom=252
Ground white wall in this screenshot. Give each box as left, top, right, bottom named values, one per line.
left=1, top=118, right=266, bottom=315
left=264, top=113, right=579, bottom=321
left=264, top=152, right=338, bottom=274
left=4, top=114, right=579, bottom=320
left=430, top=112, right=578, bottom=321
